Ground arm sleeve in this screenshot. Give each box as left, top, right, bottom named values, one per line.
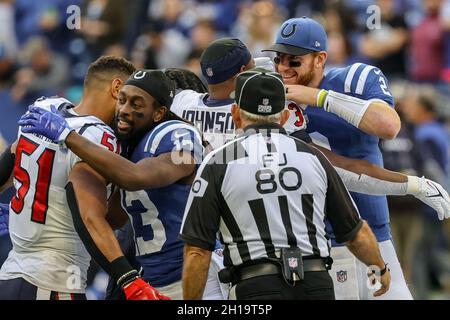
left=314, top=149, right=363, bottom=243
left=180, top=160, right=221, bottom=251
left=334, top=166, right=408, bottom=195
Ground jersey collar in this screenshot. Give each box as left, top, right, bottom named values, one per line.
left=239, top=123, right=287, bottom=137
left=203, top=94, right=235, bottom=107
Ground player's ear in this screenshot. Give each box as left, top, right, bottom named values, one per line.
left=110, top=78, right=123, bottom=99
left=279, top=108, right=290, bottom=127
left=153, top=106, right=168, bottom=123
left=231, top=103, right=242, bottom=128
left=316, top=51, right=327, bottom=69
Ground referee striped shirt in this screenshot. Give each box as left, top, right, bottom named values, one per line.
left=180, top=123, right=362, bottom=267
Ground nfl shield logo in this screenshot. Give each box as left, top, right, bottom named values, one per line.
left=288, top=257, right=298, bottom=268
left=262, top=98, right=269, bottom=105
left=206, top=67, right=213, bottom=77
left=336, top=270, right=347, bottom=283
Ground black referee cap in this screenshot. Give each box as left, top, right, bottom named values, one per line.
left=200, top=38, right=252, bottom=85
left=125, top=69, right=175, bottom=107
left=232, top=68, right=286, bottom=116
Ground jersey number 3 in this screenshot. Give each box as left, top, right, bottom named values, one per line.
left=11, top=136, right=55, bottom=224
left=122, top=190, right=167, bottom=256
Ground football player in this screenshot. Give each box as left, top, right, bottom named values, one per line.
left=20, top=57, right=450, bottom=301
left=0, top=57, right=167, bottom=300
left=20, top=70, right=203, bottom=300
left=264, top=16, right=410, bottom=299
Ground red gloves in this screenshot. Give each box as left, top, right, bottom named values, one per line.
left=123, top=278, right=171, bottom=300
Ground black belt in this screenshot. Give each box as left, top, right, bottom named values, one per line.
left=237, top=259, right=327, bottom=282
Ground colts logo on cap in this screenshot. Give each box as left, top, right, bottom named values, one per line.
left=281, top=23, right=297, bottom=39
left=134, top=71, right=146, bottom=79
left=206, top=67, right=213, bottom=77
left=258, top=98, right=272, bottom=113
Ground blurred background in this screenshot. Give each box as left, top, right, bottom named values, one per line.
left=0, top=0, right=449, bottom=300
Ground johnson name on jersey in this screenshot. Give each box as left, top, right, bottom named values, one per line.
left=0, top=96, right=120, bottom=293
left=171, top=90, right=236, bottom=150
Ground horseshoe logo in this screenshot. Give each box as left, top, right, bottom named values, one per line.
left=281, top=23, right=297, bottom=38
left=134, top=71, right=146, bottom=79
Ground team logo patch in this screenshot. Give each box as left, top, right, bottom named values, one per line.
left=288, top=257, right=298, bottom=268
left=336, top=270, right=347, bottom=283
left=206, top=67, right=213, bottom=77
left=281, top=23, right=297, bottom=38
left=192, top=180, right=202, bottom=193
left=258, top=98, right=272, bottom=113
left=134, top=71, right=146, bottom=79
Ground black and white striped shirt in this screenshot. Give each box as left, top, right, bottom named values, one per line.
left=180, top=123, right=362, bottom=267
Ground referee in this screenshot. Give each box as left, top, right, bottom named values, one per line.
left=180, top=68, right=391, bottom=300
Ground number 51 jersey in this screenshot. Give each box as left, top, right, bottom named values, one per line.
left=0, top=97, right=120, bottom=293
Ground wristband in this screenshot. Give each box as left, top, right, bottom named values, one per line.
left=406, top=175, right=421, bottom=195
left=317, top=89, right=328, bottom=108
left=117, top=270, right=139, bottom=288
left=110, top=256, right=137, bottom=286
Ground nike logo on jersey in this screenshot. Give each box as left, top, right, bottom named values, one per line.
left=173, top=131, right=190, bottom=140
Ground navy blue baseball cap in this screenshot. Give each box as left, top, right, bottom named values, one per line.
left=263, top=17, right=327, bottom=56
left=200, top=38, right=252, bottom=85
left=234, top=68, right=286, bottom=116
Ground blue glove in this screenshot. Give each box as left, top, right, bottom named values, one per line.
left=18, top=105, right=74, bottom=145
left=0, top=203, right=9, bottom=237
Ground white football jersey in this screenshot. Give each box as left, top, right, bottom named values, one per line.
left=0, top=97, right=120, bottom=293
left=284, top=100, right=308, bottom=134
left=171, top=90, right=236, bottom=150
left=171, top=91, right=308, bottom=150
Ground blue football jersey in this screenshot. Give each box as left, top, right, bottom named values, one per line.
left=120, top=120, right=203, bottom=287
left=305, top=63, right=395, bottom=243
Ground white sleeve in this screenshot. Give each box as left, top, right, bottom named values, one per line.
left=68, top=125, right=120, bottom=170
left=334, top=166, right=408, bottom=195
left=171, top=89, right=195, bottom=117
left=67, top=125, right=119, bottom=198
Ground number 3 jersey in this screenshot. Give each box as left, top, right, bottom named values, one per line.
left=304, top=63, right=395, bottom=243
left=120, top=120, right=203, bottom=287
left=0, top=97, right=120, bottom=293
